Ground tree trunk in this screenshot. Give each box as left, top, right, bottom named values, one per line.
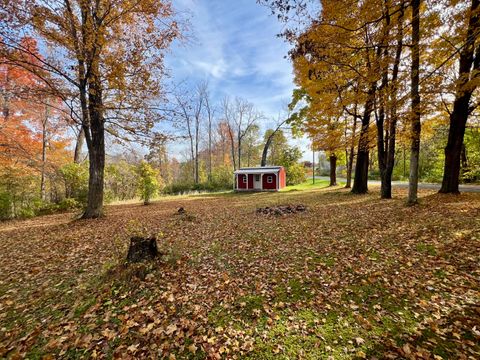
left=440, top=99, right=470, bottom=193
left=74, top=127, right=85, bottom=163
left=345, top=148, right=354, bottom=188
left=189, top=134, right=195, bottom=183
left=195, top=145, right=199, bottom=184
left=83, top=131, right=105, bottom=218
left=40, top=103, right=49, bottom=201
left=82, top=61, right=105, bottom=219
left=352, top=149, right=369, bottom=194
left=227, top=126, right=236, bottom=170
left=376, top=43, right=389, bottom=198
left=208, top=117, right=212, bottom=182
left=261, top=135, right=274, bottom=167
left=377, top=101, right=390, bottom=198
left=408, top=0, right=421, bottom=205
left=261, top=121, right=286, bottom=167
left=377, top=1, right=404, bottom=199
left=230, top=138, right=236, bottom=170
left=352, top=85, right=375, bottom=194
left=440, top=0, right=480, bottom=193
left=329, top=154, right=337, bottom=186
left=195, top=120, right=199, bottom=184
left=378, top=88, right=398, bottom=200
left=237, top=135, right=242, bottom=169
left=312, top=149, right=316, bottom=184
left=345, top=115, right=357, bottom=189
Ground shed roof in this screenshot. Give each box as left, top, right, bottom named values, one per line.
left=234, top=166, right=283, bottom=175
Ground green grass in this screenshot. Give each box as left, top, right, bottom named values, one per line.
left=73, top=296, right=97, bottom=318
left=3, top=183, right=479, bottom=359
left=416, top=242, right=437, bottom=256
left=274, top=279, right=315, bottom=303
left=109, top=180, right=336, bottom=206
left=282, top=179, right=342, bottom=192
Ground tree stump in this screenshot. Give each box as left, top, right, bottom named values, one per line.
left=126, top=236, right=158, bottom=263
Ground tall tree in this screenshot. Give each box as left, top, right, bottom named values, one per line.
left=261, top=106, right=290, bottom=167
left=73, top=127, right=85, bottom=164
left=39, top=102, right=51, bottom=201
left=242, top=124, right=261, bottom=167
left=408, top=0, right=422, bottom=205
left=223, top=97, right=262, bottom=170
left=376, top=0, right=405, bottom=199
left=286, top=0, right=390, bottom=195
left=1, top=0, right=180, bottom=218
left=174, top=83, right=207, bottom=184
left=440, top=0, right=480, bottom=193
left=203, top=83, right=215, bottom=182
left=261, top=119, right=287, bottom=167
left=262, top=129, right=289, bottom=165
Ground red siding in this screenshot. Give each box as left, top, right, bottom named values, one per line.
left=248, top=174, right=254, bottom=189
left=262, top=173, right=277, bottom=190
left=237, top=174, right=247, bottom=189
left=236, top=167, right=286, bottom=191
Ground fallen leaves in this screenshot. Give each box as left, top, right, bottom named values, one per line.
left=165, top=324, right=177, bottom=335
left=0, top=188, right=479, bottom=358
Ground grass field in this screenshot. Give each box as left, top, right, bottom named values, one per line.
left=0, top=185, right=479, bottom=359
left=281, top=180, right=336, bottom=192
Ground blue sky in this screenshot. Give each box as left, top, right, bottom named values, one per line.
left=164, top=0, right=311, bottom=160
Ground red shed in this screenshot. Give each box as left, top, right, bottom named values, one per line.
left=234, top=166, right=286, bottom=192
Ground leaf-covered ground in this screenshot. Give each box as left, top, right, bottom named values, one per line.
left=1, top=186, right=479, bottom=359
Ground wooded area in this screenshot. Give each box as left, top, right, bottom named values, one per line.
left=1, top=0, right=480, bottom=220
left=266, top=0, right=480, bottom=200
left=1, top=0, right=480, bottom=358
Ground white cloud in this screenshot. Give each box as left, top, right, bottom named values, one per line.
left=190, top=59, right=227, bottom=79
left=165, top=0, right=312, bottom=160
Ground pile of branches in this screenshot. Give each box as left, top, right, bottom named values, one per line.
left=256, top=204, right=307, bottom=216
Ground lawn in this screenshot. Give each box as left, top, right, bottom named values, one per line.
left=0, top=186, right=479, bottom=359
left=282, top=179, right=339, bottom=192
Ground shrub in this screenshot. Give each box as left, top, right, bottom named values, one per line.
left=368, top=169, right=381, bottom=180
left=285, top=163, right=306, bottom=186
left=36, top=202, right=60, bottom=216
left=0, top=166, right=40, bottom=220
left=210, top=165, right=234, bottom=189
left=58, top=198, right=82, bottom=211
left=104, top=162, right=139, bottom=202
left=0, top=192, right=13, bottom=220
left=17, top=207, right=37, bottom=219
left=162, top=179, right=232, bottom=195
left=60, top=162, right=89, bottom=205
left=162, top=182, right=194, bottom=195
left=137, top=161, right=160, bottom=205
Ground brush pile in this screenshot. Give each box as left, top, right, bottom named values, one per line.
left=256, top=204, right=307, bottom=216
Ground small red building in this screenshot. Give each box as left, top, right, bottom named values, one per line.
left=234, top=166, right=286, bottom=192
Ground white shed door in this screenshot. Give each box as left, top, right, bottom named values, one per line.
left=254, top=174, right=262, bottom=189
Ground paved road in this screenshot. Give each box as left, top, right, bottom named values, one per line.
left=312, top=176, right=480, bottom=193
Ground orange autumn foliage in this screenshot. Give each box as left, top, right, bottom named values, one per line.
left=0, top=40, right=71, bottom=176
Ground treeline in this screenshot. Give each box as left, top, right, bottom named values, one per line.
left=0, top=1, right=309, bottom=219
left=163, top=82, right=306, bottom=193
left=0, top=60, right=307, bottom=220
left=0, top=50, right=305, bottom=220
left=1, top=0, right=183, bottom=218
left=264, top=0, right=480, bottom=201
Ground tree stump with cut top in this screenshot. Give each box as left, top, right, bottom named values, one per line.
left=126, top=236, right=158, bottom=263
